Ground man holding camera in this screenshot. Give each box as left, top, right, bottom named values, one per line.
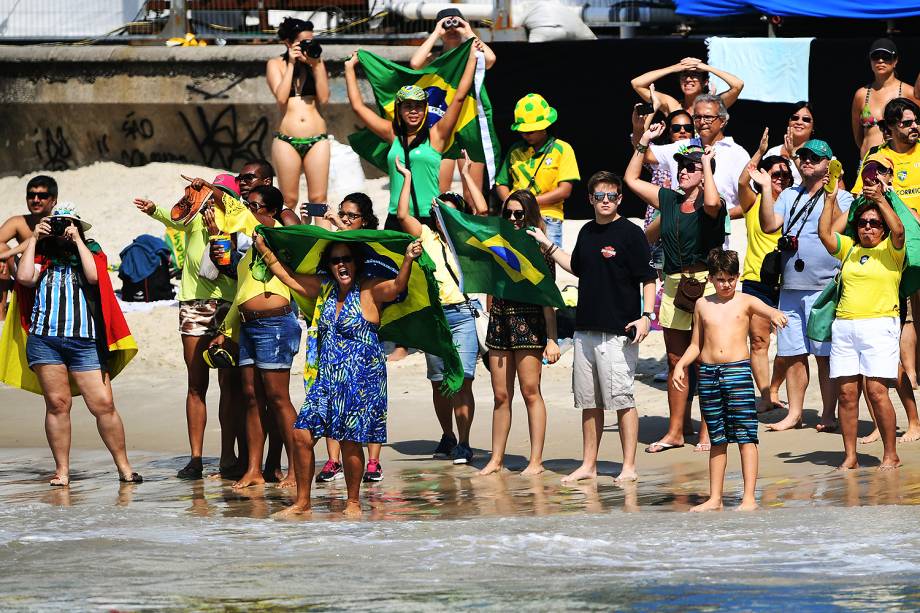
left=759, top=140, right=854, bottom=432
left=0, top=176, right=59, bottom=320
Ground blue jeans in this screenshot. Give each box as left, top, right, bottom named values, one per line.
left=543, top=217, right=563, bottom=248
left=238, top=311, right=302, bottom=369
left=26, top=335, right=102, bottom=372
left=426, top=301, right=480, bottom=381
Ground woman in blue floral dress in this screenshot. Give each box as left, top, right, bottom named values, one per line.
left=253, top=235, right=422, bottom=517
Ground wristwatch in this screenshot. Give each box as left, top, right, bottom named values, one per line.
left=642, top=311, right=656, bottom=322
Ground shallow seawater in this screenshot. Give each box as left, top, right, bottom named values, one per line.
left=1, top=449, right=919, bottom=612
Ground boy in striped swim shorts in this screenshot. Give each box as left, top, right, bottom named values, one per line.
left=673, top=249, right=788, bottom=512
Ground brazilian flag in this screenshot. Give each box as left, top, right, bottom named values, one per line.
left=348, top=38, right=500, bottom=183
left=253, top=225, right=464, bottom=394
left=844, top=191, right=920, bottom=297
left=434, top=204, right=565, bottom=309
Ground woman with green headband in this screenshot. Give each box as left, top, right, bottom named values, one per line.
left=344, top=40, right=481, bottom=230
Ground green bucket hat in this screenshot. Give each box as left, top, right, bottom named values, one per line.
left=511, top=93, right=557, bottom=132
left=396, top=85, right=428, bottom=103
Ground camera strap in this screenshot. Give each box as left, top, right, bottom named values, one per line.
left=782, top=188, right=823, bottom=242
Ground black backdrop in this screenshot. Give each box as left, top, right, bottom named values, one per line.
left=487, top=37, right=920, bottom=219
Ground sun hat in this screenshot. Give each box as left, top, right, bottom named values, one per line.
left=396, top=85, right=428, bottom=104
left=511, top=93, right=557, bottom=132
left=796, top=139, right=833, bottom=160
left=49, top=202, right=91, bottom=232
left=212, top=173, right=241, bottom=200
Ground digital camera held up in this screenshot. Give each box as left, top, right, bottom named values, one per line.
left=777, top=235, right=799, bottom=253
left=48, top=216, right=72, bottom=237
left=299, top=38, right=322, bottom=59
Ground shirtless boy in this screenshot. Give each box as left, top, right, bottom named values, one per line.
left=0, top=176, right=58, bottom=320
left=673, top=249, right=787, bottom=512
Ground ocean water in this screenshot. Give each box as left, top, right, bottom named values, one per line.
left=1, top=449, right=919, bottom=611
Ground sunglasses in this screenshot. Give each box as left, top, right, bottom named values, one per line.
left=502, top=209, right=526, bottom=220
left=771, top=170, right=793, bottom=181
left=237, top=173, right=258, bottom=183
left=678, top=162, right=703, bottom=174
left=790, top=114, right=813, bottom=124
left=694, top=114, right=720, bottom=123
left=27, top=191, right=52, bottom=200
left=857, top=218, right=884, bottom=229
left=797, top=151, right=825, bottom=164
left=870, top=50, right=896, bottom=62
left=339, top=211, right=363, bottom=221
left=329, top=256, right=354, bottom=265
left=592, top=192, right=620, bottom=202
left=670, top=123, right=693, bottom=133
left=897, top=118, right=919, bottom=128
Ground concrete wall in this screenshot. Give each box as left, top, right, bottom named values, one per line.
left=0, top=45, right=414, bottom=177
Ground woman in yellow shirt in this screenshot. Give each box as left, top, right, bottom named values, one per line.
left=736, top=130, right=794, bottom=413
left=818, top=169, right=903, bottom=471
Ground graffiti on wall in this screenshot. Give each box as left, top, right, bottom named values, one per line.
left=179, top=106, right=268, bottom=170
left=33, top=127, right=73, bottom=171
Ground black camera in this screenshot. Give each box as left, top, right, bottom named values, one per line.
left=48, top=217, right=72, bottom=237
left=777, top=235, right=798, bottom=252
left=299, top=39, right=322, bottom=59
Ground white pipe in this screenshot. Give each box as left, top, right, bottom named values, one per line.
left=387, top=2, right=494, bottom=21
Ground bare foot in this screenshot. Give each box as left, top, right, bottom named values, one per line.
left=857, top=429, right=880, bottom=445
left=521, top=463, right=544, bottom=476
left=736, top=498, right=759, bottom=511
left=898, top=425, right=920, bottom=443
left=271, top=503, right=312, bottom=519
left=277, top=473, right=296, bottom=489
left=49, top=474, right=70, bottom=487
left=387, top=346, right=409, bottom=362
left=766, top=416, right=802, bottom=431
left=694, top=442, right=711, bottom=453
left=477, top=461, right=503, bottom=476
left=836, top=460, right=859, bottom=471
left=815, top=419, right=838, bottom=433
left=614, top=469, right=638, bottom=483
left=879, top=457, right=901, bottom=470
left=232, top=471, right=266, bottom=489
left=689, top=498, right=723, bottom=512
left=561, top=466, right=597, bottom=483
left=343, top=501, right=362, bottom=518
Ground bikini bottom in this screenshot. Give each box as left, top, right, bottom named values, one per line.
left=274, top=132, right=328, bottom=158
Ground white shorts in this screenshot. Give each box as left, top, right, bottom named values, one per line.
left=829, top=317, right=900, bottom=379
left=572, top=330, right=638, bottom=411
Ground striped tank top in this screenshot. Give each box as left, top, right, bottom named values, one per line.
left=30, top=264, right=96, bottom=339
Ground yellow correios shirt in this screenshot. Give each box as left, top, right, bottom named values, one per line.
left=852, top=143, right=920, bottom=213
left=495, top=137, right=580, bottom=221
left=834, top=233, right=905, bottom=319
left=741, top=194, right=781, bottom=283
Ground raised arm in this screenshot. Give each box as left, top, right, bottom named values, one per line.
left=394, top=157, right=424, bottom=237
left=15, top=220, right=49, bottom=288
left=432, top=41, right=479, bottom=149
left=630, top=62, right=682, bottom=112
left=701, top=146, right=721, bottom=218
left=527, top=227, right=572, bottom=273
left=460, top=150, right=489, bottom=215
left=344, top=52, right=394, bottom=142
left=758, top=179, right=784, bottom=234
left=310, top=57, right=330, bottom=105
left=409, top=21, right=444, bottom=69
left=625, top=123, right=666, bottom=208
left=817, top=187, right=839, bottom=254
left=68, top=226, right=98, bottom=285
left=370, top=240, right=423, bottom=304
left=699, top=62, right=745, bottom=108
left=867, top=183, right=905, bottom=249
left=738, top=128, right=770, bottom=213
left=266, top=53, right=297, bottom=107
left=253, top=233, right=323, bottom=298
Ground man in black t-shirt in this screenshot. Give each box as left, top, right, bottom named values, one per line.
left=530, top=171, right=657, bottom=483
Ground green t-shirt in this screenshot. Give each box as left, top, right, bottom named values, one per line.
left=151, top=206, right=236, bottom=302
left=658, top=187, right=726, bottom=275
left=387, top=137, right=442, bottom=218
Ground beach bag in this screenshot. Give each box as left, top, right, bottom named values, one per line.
left=674, top=274, right=705, bottom=312
left=806, top=245, right=854, bottom=342
left=119, top=256, right=174, bottom=302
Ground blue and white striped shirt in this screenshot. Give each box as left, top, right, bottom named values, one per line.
left=30, top=264, right=96, bottom=339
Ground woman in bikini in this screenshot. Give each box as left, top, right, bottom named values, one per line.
left=266, top=18, right=330, bottom=223
left=851, top=38, right=916, bottom=159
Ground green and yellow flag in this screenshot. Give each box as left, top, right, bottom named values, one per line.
left=253, top=224, right=464, bottom=394
left=348, top=38, right=500, bottom=183
left=434, top=205, right=565, bottom=308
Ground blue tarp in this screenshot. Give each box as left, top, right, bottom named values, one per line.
left=675, top=1, right=920, bottom=18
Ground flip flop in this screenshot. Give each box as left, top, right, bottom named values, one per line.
left=694, top=443, right=711, bottom=452
left=645, top=441, right=684, bottom=454
left=119, top=472, right=143, bottom=484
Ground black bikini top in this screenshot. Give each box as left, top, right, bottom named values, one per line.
left=281, top=53, right=317, bottom=97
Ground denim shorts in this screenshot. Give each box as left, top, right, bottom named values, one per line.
left=238, top=311, right=302, bottom=370
left=26, top=334, right=103, bottom=372
left=426, top=301, right=479, bottom=381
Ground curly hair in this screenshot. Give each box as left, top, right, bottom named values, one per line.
left=340, top=192, right=379, bottom=229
